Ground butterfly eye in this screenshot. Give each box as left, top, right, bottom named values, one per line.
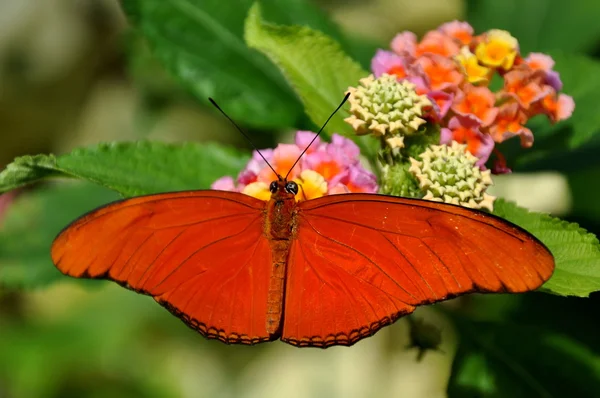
left=285, top=181, right=298, bottom=195
left=269, top=181, right=278, bottom=193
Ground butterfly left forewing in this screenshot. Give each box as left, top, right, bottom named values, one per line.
left=52, top=191, right=276, bottom=345
left=281, top=194, right=554, bottom=347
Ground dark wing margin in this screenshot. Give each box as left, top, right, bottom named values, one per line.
left=281, top=194, right=553, bottom=347
left=52, top=190, right=276, bottom=345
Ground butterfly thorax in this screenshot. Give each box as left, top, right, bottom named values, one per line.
left=265, top=179, right=298, bottom=241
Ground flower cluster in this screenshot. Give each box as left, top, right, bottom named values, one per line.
left=212, top=131, right=378, bottom=201
left=371, top=21, right=575, bottom=172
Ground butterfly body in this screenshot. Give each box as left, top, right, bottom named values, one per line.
left=264, top=180, right=297, bottom=335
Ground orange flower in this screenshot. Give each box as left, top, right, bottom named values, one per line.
left=415, top=54, right=463, bottom=91
left=439, top=21, right=474, bottom=46
left=427, top=90, right=453, bottom=120
left=441, top=116, right=494, bottom=167
left=416, top=31, right=460, bottom=57
left=540, top=91, right=575, bottom=123
left=452, top=84, right=498, bottom=126
left=488, top=103, right=533, bottom=147
left=475, top=30, right=518, bottom=70
left=502, top=68, right=551, bottom=109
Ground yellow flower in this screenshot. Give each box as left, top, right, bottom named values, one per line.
left=455, top=46, right=491, bottom=85
left=475, top=29, right=518, bottom=70
left=242, top=182, right=271, bottom=201
left=294, top=170, right=328, bottom=201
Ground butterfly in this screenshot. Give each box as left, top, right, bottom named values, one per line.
left=51, top=97, right=554, bottom=348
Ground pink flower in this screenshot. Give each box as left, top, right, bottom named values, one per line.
left=524, top=53, right=554, bottom=70
left=330, top=165, right=378, bottom=194
left=372, top=50, right=412, bottom=79
left=524, top=53, right=562, bottom=91
left=295, top=130, right=324, bottom=153
left=212, top=176, right=236, bottom=191
left=391, top=31, right=417, bottom=56
left=212, top=132, right=377, bottom=201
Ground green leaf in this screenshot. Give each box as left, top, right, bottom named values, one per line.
left=467, top=0, right=600, bottom=54
left=244, top=4, right=375, bottom=155
left=121, top=0, right=346, bottom=128
left=0, top=183, right=119, bottom=288
left=449, top=315, right=600, bottom=397
left=0, top=141, right=250, bottom=197
left=0, top=155, right=63, bottom=192
left=493, top=199, right=600, bottom=297
left=121, top=0, right=297, bottom=127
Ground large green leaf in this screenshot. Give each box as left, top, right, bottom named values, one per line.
left=449, top=315, right=600, bottom=397
left=0, top=141, right=249, bottom=197
left=467, top=0, right=600, bottom=54
left=493, top=199, right=600, bottom=297
left=0, top=183, right=119, bottom=288
left=121, top=0, right=345, bottom=128
left=244, top=4, right=375, bottom=155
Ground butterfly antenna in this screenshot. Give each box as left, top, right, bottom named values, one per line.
left=209, top=97, right=279, bottom=179
left=284, top=92, right=350, bottom=180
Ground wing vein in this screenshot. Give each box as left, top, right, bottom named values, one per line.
left=302, top=215, right=415, bottom=303
left=151, top=215, right=261, bottom=291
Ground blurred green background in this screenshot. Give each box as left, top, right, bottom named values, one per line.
left=1, top=0, right=600, bottom=397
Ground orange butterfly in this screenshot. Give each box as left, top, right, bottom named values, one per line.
left=51, top=98, right=554, bottom=348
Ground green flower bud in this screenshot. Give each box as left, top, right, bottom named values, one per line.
left=345, top=74, right=432, bottom=149
left=409, top=141, right=495, bottom=211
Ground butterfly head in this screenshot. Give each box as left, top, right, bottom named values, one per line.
left=269, top=178, right=298, bottom=200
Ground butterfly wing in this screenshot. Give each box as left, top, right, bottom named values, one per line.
left=282, top=194, right=554, bottom=347
left=52, top=191, right=274, bottom=345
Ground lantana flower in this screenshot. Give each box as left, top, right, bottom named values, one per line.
left=212, top=131, right=378, bottom=201
left=213, top=22, right=575, bottom=214
left=368, top=20, right=574, bottom=174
